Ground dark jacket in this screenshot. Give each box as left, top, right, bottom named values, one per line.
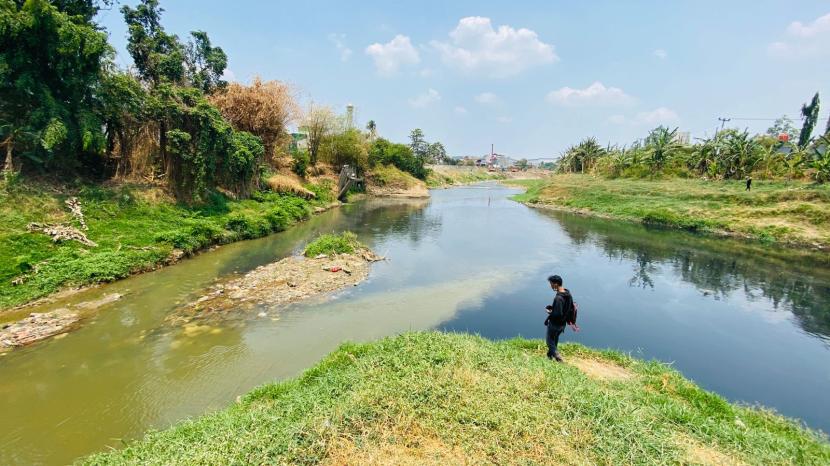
left=545, top=289, right=573, bottom=327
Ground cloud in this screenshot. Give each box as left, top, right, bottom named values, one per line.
left=653, top=49, right=667, bottom=59
left=329, top=33, right=353, bottom=62
left=496, top=116, right=513, bottom=123
left=221, top=68, right=236, bottom=82
left=768, top=12, right=830, bottom=58
left=454, top=106, right=468, bottom=114
left=546, top=82, right=633, bottom=107
left=366, top=35, right=420, bottom=75
left=431, top=16, right=557, bottom=78
left=610, top=107, right=679, bottom=126
left=475, top=92, right=499, bottom=105
left=409, top=88, right=441, bottom=108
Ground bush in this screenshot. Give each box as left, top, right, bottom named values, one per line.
left=303, top=231, right=362, bottom=257
left=291, top=149, right=309, bottom=176
left=368, top=138, right=427, bottom=179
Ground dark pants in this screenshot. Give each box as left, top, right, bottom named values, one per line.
left=546, top=323, right=565, bottom=358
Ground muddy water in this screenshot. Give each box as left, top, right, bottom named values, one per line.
left=1, top=185, right=829, bottom=464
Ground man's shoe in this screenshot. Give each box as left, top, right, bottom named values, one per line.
left=554, top=354, right=564, bottom=363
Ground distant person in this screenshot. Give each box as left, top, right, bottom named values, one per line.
left=746, top=176, right=752, bottom=191
left=543, top=274, right=575, bottom=362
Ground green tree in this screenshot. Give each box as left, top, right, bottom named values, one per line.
left=185, top=30, right=228, bottom=94
left=0, top=0, right=110, bottom=172
left=798, top=92, right=820, bottom=149
left=515, top=158, right=529, bottom=170
left=366, top=120, right=377, bottom=140
left=409, top=128, right=428, bottom=160
left=322, top=129, right=367, bottom=171
left=427, top=141, right=447, bottom=164
left=766, top=115, right=798, bottom=141
left=644, top=126, right=682, bottom=171
left=368, top=137, right=426, bottom=179
left=121, top=0, right=186, bottom=87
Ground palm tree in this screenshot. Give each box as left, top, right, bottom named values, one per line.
left=366, top=120, right=377, bottom=141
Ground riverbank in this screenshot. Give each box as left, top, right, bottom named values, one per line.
left=510, top=175, right=830, bottom=250
left=0, top=179, right=338, bottom=315
left=426, top=165, right=546, bottom=188
left=85, top=331, right=829, bottom=464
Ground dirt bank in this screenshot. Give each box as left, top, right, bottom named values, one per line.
left=168, top=249, right=383, bottom=324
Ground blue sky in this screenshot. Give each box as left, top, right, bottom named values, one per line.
left=97, top=1, right=830, bottom=159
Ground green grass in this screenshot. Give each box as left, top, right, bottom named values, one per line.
left=303, top=231, right=362, bottom=257
left=0, top=181, right=334, bottom=311
left=83, top=332, right=829, bottom=465
left=509, top=175, right=830, bottom=248
left=426, top=167, right=507, bottom=188
left=369, top=164, right=419, bottom=189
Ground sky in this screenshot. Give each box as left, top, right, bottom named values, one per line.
left=97, top=1, right=830, bottom=159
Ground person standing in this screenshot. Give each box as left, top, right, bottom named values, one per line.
left=544, top=274, right=573, bottom=362
left=746, top=176, right=752, bottom=191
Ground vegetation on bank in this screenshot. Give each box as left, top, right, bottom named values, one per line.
left=303, top=231, right=362, bottom=258
left=556, top=94, right=829, bottom=184
left=511, top=175, right=830, bottom=248
left=0, top=180, right=335, bottom=311
left=426, top=166, right=507, bottom=188
left=84, top=332, right=829, bottom=465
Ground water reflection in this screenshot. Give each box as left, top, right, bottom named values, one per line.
left=554, top=212, right=830, bottom=343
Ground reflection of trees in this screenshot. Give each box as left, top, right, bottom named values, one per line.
left=552, top=211, right=830, bottom=342
left=340, top=198, right=440, bottom=245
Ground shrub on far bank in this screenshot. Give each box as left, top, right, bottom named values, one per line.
left=368, top=138, right=427, bottom=180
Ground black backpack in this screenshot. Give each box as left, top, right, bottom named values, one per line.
left=561, top=291, right=580, bottom=331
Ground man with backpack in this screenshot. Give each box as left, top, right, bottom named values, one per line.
left=544, top=274, right=576, bottom=362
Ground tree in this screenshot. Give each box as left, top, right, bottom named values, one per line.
left=409, top=128, right=428, bottom=160
left=644, top=126, right=682, bottom=170
left=121, top=0, right=186, bottom=87
left=798, top=92, right=820, bottom=149
left=515, top=158, right=529, bottom=170
left=366, top=120, right=377, bottom=140
left=426, top=142, right=447, bottom=164
left=322, top=129, right=367, bottom=171
left=368, top=137, right=427, bottom=179
left=185, top=30, right=228, bottom=94
left=766, top=115, right=799, bottom=141
left=559, top=138, right=606, bottom=173
left=303, top=106, right=336, bottom=165
left=210, top=77, right=299, bottom=164
left=0, top=0, right=111, bottom=172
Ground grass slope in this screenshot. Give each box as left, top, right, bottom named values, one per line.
left=303, top=231, right=362, bottom=257
left=0, top=181, right=335, bottom=311
left=85, top=332, right=829, bottom=465
left=510, top=175, right=830, bottom=249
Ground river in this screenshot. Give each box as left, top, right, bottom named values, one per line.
left=1, top=184, right=829, bottom=464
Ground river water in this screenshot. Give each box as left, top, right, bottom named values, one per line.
left=1, top=184, right=829, bottom=464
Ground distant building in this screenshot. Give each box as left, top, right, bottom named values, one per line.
left=290, top=129, right=309, bottom=152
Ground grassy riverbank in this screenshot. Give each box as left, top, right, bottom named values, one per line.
left=511, top=175, right=830, bottom=249
left=85, top=332, right=828, bottom=465
left=0, top=181, right=335, bottom=312
left=426, top=166, right=508, bottom=188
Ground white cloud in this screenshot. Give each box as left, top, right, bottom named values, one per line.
left=546, top=82, right=633, bottom=107
left=610, top=107, right=679, bottom=126
left=768, top=12, right=830, bottom=58
left=475, top=92, right=499, bottom=105
left=408, top=88, right=441, bottom=108
left=787, top=12, right=830, bottom=37
left=431, top=16, right=557, bottom=78
left=329, top=33, right=353, bottom=62
left=366, top=35, right=420, bottom=75
left=221, top=69, right=236, bottom=82
left=496, top=116, right=513, bottom=123
left=454, top=106, right=468, bottom=114
left=653, top=49, right=667, bottom=59
left=419, top=68, right=436, bottom=77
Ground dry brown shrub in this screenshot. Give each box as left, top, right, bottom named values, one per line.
left=265, top=174, right=316, bottom=199
left=210, top=76, right=300, bottom=165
